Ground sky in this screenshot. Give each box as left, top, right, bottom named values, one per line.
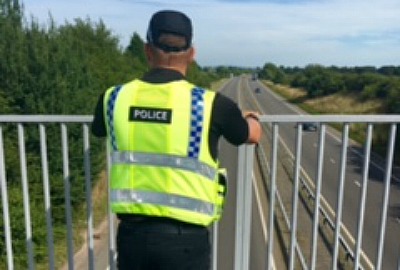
left=21, top=0, right=400, bottom=68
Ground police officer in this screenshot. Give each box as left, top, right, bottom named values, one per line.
left=91, top=10, right=261, bottom=270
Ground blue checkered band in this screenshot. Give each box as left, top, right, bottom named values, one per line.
left=188, top=87, right=205, bottom=159
left=106, top=85, right=123, bottom=151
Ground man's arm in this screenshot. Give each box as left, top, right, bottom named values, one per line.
left=91, top=93, right=107, bottom=137
left=213, top=93, right=262, bottom=146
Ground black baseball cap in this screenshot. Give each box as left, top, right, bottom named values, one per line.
left=146, top=10, right=193, bottom=52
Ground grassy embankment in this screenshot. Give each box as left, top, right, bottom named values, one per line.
left=263, top=81, right=383, bottom=115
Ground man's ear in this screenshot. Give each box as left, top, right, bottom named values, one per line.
left=187, top=47, right=195, bottom=64
left=144, top=44, right=153, bottom=64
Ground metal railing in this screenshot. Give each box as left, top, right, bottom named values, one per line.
left=0, top=116, right=93, bottom=270
left=245, top=114, right=400, bottom=270
left=1, top=115, right=399, bottom=270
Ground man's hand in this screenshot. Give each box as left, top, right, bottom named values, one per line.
left=243, top=111, right=262, bottom=144
left=243, top=111, right=260, bottom=121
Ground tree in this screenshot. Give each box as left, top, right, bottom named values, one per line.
left=1, top=4, right=233, bottom=266
left=259, top=62, right=286, bottom=84
left=385, top=79, right=400, bottom=113
left=125, top=32, right=146, bottom=63
left=125, top=32, right=147, bottom=76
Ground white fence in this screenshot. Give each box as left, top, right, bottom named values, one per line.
left=1, top=115, right=399, bottom=269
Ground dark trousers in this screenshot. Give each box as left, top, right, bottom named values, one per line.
left=116, top=216, right=211, bottom=270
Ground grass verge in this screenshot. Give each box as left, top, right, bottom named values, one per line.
left=262, top=80, right=398, bottom=165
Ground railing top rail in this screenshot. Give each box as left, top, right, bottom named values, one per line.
left=0, top=115, right=93, bottom=123
left=1, top=114, right=400, bottom=124
left=259, top=114, right=400, bottom=123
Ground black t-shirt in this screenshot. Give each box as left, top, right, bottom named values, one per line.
left=91, top=68, right=249, bottom=160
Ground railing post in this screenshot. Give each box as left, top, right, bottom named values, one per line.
left=39, top=124, right=56, bottom=269
left=332, top=123, right=350, bottom=270
left=267, top=123, right=279, bottom=270
left=288, top=124, right=303, bottom=269
left=212, top=221, right=218, bottom=270
left=83, top=124, right=95, bottom=270
left=107, top=142, right=117, bottom=269
left=0, top=126, right=14, bottom=269
left=375, top=124, right=397, bottom=269
left=61, top=123, right=74, bottom=270
left=17, top=124, right=35, bottom=269
left=354, top=124, right=373, bottom=270
left=311, top=124, right=326, bottom=270
left=234, top=145, right=255, bottom=270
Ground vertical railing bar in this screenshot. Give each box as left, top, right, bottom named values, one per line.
left=17, top=124, right=35, bottom=269
left=0, top=126, right=14, bottom=270
left=234, top=145, right=246, bottom=270
left=39, top=124, right=55, bottom=269
left=212, top=222, right=218, bottom=270
left=289, top=124, right=303, bottom=270
left=243, top=145, right=255, bottom=269
left=311, top=124, right=326, bottom=270
left=61, top=123, right=74, bottom=270
left=107, top=142, right=117, bottom=269
left=354, top=124, right=373, bottom=270
left=83, top=124, right=94, bottom=270
left=397, top=251, right=400, bottom=270
left=266, top=123, right=279, bottom=270
left=332, top=123, right=350, bottom=270
left=375, top=123, right=397, bottom=270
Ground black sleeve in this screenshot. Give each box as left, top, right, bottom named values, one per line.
left=212, top=93, right=248, bottom=146
left=91, top=93, right=107, bottom=137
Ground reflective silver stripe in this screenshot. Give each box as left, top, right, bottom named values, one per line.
left=111, top=189, right=214, bottom=216
left=111, top=151, right=217, bottom=180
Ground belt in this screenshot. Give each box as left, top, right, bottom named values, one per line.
left=117, top=214, right=209, bottom=234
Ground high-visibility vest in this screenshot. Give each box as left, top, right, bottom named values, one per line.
left=103, top=79, right=226, bottom=226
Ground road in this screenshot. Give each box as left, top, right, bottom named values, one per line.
left=70, top=75, right=400, bottom=269
left=216, top=76, right=269, bottom=270
left=245, top=76, right=400, bottom=269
